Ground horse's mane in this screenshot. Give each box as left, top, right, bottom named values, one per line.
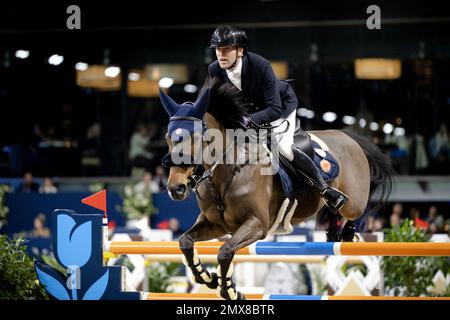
left=199, top=76, right=251, bottom=129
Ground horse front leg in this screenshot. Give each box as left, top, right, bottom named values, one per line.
left=217, top=216, right=266, bottom=300
left=179, top=215, right=226, bottom=289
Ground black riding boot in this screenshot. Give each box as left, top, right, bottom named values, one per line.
left=290, top=145, right=348, bottom=212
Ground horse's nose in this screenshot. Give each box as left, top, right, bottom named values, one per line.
left=172, top=184, right=186, bottom=196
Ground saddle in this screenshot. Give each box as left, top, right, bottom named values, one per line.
left=273, top=129, right=340, bottom=198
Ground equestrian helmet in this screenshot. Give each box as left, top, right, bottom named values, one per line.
left=210, top=25, right=247, bottom=48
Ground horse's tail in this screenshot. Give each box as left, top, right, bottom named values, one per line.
left=341, top=128, right=393, bottom=215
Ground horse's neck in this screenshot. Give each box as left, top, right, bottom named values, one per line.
left=202, top=112, right=269, bottom=173
left=204, top=112, right=224, bottom=133
left=203, top=113, right=229, bottom=173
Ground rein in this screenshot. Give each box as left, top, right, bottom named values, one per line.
left=164, top=116, right=290, bottom=189
left=189, top=130, right=242, bottom=191
left=164, top=115, right=290, bottom=230
left=189, top=118, right=289, bottom=189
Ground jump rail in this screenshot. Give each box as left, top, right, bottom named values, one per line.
left=143, top=293, right=450, bottom=300
left=134, top=254, right=363, bottom=264
left=34, top=207, right=450, bottom=300
left=107, top=241, right=450, bottom=256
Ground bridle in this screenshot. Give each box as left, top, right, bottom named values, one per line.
left=163, top=115, right=290, bottom=190
left=165, top=115, right=244, bottom=190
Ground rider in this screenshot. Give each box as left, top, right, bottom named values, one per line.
left=208, top=25, right=348, bottom=212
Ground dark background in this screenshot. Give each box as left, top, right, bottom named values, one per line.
left=1, top=0, right=449, bottom=176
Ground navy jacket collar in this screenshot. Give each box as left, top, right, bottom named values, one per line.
left=220, top=55, right=249, bottom=95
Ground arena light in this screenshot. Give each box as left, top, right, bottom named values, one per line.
left=383, top=123, right=394, bottom=134
left=297, top=108, right=309, bottom=117
left=322, top=112, right=337, bottom=123
left=270, top=61, right=288, bottom=79
left=369, top=122, right=379, bottom=131
left=128, top=72, right=141, bottom=81
left=394, top=127, right=405, bottom=136
left=15, top=50, right=30, bottom=59
left=298, top=108, right=316, bottom=119
left=342, top=115, right=356, bottom=125
left=48, top=54, right=64, bottom=66
left=104, top=66, right=121, bottom=78
left=76, top=65, right=121, bottom=91
left=359, top=118, right=367, bottom=128
left=128, top=76, right=159, bottom=98
left=159, top=77, right=174, bottom=89
left=184, top=84, right=198, bottom=93
left=305, top=110, right=315, bottom=119
left=145, top=64, right=188, bottom=83
left=355, top=58, right=401, bottom=80
left=75, top=62, right=88, bottom=71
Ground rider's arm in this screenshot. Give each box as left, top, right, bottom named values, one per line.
left=248, top=61, right=282, bottom=125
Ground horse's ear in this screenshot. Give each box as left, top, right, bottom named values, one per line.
left=159, top=88, right=179, bottom=116
left=193, top=88, right=210, bottom=117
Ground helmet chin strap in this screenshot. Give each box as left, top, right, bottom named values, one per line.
left=227, top=47, right=241, bottom=70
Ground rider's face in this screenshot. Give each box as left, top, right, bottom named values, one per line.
left=216, top=46, right=242, bottom=69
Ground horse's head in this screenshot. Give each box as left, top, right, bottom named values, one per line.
left=160, top=88, right=210, bottom=200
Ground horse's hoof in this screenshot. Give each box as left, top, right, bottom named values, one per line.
left=340, top=221, right=356, bottom=242
left=218, top=286, right=243, bottom=300
left=237, top=291, right=247, bottom=300
left=205, top=272, right=219, bottom=289
left=193, top=271, right=219, bottom=289
left=326, top=231, right=340, bottom=242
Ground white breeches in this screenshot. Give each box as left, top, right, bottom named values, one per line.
left=269, top=110, right=296, bottom=161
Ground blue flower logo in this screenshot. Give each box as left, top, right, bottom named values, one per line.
left=35, top=212, right=109, bottom=300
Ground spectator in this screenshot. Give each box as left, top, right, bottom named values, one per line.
left=389, top=212, right=401, bottom=228
left=129, top=123, right=155, bottom=177
left=153, top=165, right=168, bottom=192
left=409, top=133, right=429, bottom=174
left=429, top=123, right=450, bottom=159
left=373, top=217, right=386, bottom=231
left=392, top=202, right=403, bottom=216
left=39, top=177, right=58, bottom=194
left=384, top=131, right=410, bottom=174
left=82, top=122, right=101, bottom=158
left=426, top=205, right=445, bottom=233
left=428, top=222, right=438, bottom=235
left=157, top=217, right=184, bottom=240
left=29, top=213, right=51, bottom=238
left=389, top=202, right=403, bottom=228
left=146, top=123, right=168, bottom=169
left=365, top=215, right=376, bottom=232
left=169, top=217, right=184, bottom=239
left=409, top=207, right=429, bottom=230
left=18, top=172, right=39, bottom=193
left=80, top=123, right=102, bottom=175
left=429, top=123, right=450, bottom=174
left=134, top=171, right=159, bottom=194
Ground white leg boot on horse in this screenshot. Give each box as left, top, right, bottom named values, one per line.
left=216, top=216, right=266, bottom=300
left=179, top=216, right=226, bottom=289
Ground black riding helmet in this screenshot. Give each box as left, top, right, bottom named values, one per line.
left=210, top=25, right=247, bottom=48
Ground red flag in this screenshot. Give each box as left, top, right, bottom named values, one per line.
left=82, top=189, right=107, bottom=217
left=157, top=220, right=170, bottom=229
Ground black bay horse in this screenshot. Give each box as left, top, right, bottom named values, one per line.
left=160, top=77, right=392, bottom=300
